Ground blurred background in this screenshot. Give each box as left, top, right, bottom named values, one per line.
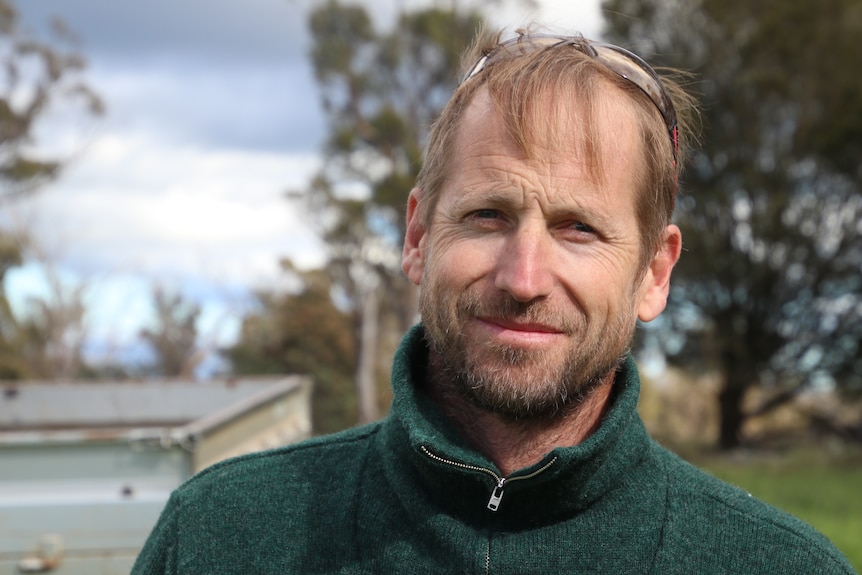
left=1, top=0, right=860, bottom=572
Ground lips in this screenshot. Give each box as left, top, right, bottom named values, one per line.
left=480, top=316, right=565, bottom=334
left=472, top=316, right=569, bottom=349
left=458, top=289, right=578, bottom=344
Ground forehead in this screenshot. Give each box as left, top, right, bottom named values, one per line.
left=449, top=85, right=644, bottom=202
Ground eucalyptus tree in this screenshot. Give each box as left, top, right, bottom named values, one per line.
left=603, top=0, right=862, bottom=448
left=0, top=0, right=102, bottom=201
left=0, top=0, right=102, bottom=380
left=302, top=0, right=485, bottom=423
left=226, top=265, right=359, bottom=434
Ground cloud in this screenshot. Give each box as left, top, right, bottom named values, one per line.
left=17, top=0, right=309, bottom=66
left=87, top=61, right=325, bottom=154
left=13, top=0, right=329, bottom=288
left=19, top=132, right=325, bottom=287
left=20, top=0, right=326, bottom=154
left=490, top=0, right=604, bottom=38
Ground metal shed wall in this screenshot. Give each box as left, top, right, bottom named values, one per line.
left=0, top=376, right=312, bottom=574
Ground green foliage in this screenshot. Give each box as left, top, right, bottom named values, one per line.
left=309, top=0, right=374, bottom=84
left=0, top=0, right=103, bottom=201
left=304, top=0, right=484, bottom=301
left=604, top=0, right=862, bottom=448
left=0, top=156, right=60, bottom=184
left=226, top=267, right=358, bottom=434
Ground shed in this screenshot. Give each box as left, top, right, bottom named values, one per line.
left=0, top=376, right=312, bottom=574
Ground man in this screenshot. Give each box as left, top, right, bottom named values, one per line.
left=133, top=31, right=856, bottom=574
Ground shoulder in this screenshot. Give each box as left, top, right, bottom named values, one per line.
left=650, top=443, right=855, bottom=574
left=132, top=423, right=385, bottom=573
left=174, top=422, right=383, bottom=509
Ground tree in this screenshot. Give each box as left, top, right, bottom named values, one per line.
left=139, top=287, right=202, bottom=377
left=0, top=0, right=102, bottom=380
left=0, top=236, right=91, bottom=380
left=18, top=265, right=88, bottom=379
left=0, top=0, right=103, bottom=201
left=226, top=263, right=358, bottom=434
left=0, top=231, right=25, bottom=378
left=603, top=0, right=862, bottom=448
left=302, top=0, right=486, bottom=423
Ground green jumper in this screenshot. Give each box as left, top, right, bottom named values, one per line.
left=133, top=325, right=856, bottom=575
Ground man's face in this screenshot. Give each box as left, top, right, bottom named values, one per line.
left=402, top=87, right=680, bottom=421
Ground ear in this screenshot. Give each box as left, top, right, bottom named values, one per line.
left=636, top=224, right=682, bottom=322
left=401, top=188, right=427, bottom=286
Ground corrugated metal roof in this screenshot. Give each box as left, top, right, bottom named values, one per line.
left=0, top=378, right=300, bottom=430
left=0, top=376, right=313, bottom=573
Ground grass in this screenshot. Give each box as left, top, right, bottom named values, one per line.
left=691, top=448, right=862, bottom=572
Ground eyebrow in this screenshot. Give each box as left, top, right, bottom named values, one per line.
left=452, top=185, right=619, bottom=230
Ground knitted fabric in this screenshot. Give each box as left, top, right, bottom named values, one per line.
left=133, top=324, right=856, bottom=574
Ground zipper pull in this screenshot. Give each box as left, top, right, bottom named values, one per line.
left=487, top=478, right=506, bottom=511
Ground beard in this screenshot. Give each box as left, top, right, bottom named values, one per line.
left=420, top=277, right=637, bottom=422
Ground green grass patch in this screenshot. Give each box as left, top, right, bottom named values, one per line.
left=693, top=450, right=862, bottom=572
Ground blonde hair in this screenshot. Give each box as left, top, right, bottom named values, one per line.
left=414, top=29, right=699, bottom=266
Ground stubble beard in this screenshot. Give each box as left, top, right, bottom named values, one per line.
left=421, top=279, right=636, bottom=422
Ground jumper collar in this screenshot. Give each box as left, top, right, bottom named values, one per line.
left=381, top=324, right=651, bottom=522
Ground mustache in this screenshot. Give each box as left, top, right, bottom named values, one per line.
left=458, top=291, right=582, bottom=334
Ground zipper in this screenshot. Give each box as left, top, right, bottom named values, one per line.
left=420, top=445, right=558, bottom=512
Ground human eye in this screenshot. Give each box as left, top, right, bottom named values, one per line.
left=464, top=208, right=507, bottom=231
left=559, top=220, right=600, bottom=242
left=471, top=209, right=502, bottom=220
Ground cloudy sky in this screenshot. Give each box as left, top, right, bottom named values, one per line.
left=6, top=0, right=602, bottom=373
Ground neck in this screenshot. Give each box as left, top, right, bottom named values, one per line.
left=426, top=355, right=616, bottom=477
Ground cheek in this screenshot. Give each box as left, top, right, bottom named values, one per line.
left=425, top=233, right=499, bottom=285
left=557, top=251, right=642, bottom=312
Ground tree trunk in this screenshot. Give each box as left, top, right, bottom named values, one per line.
left=717, top=384, right=746, bottom=450
left=356, top=281, right=380, bottom=425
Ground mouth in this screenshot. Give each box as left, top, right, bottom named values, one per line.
left=481, top=317, right=564, bottom=333
left=474, top=316, right=567, bottom=347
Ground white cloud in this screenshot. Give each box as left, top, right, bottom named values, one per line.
left=20, top=133, right=326, bottom=288
left=491, top=0, right=605, bottom=38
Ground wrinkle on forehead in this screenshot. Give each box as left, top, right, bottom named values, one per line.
left=449, top=89, right=643, bottom=242
left=468, top=82, right=640, bottom=196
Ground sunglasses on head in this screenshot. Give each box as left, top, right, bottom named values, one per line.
left=462, top=34, right=679, bottom=162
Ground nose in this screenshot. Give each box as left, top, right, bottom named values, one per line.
left=494, top=226, right=555, bottom=302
